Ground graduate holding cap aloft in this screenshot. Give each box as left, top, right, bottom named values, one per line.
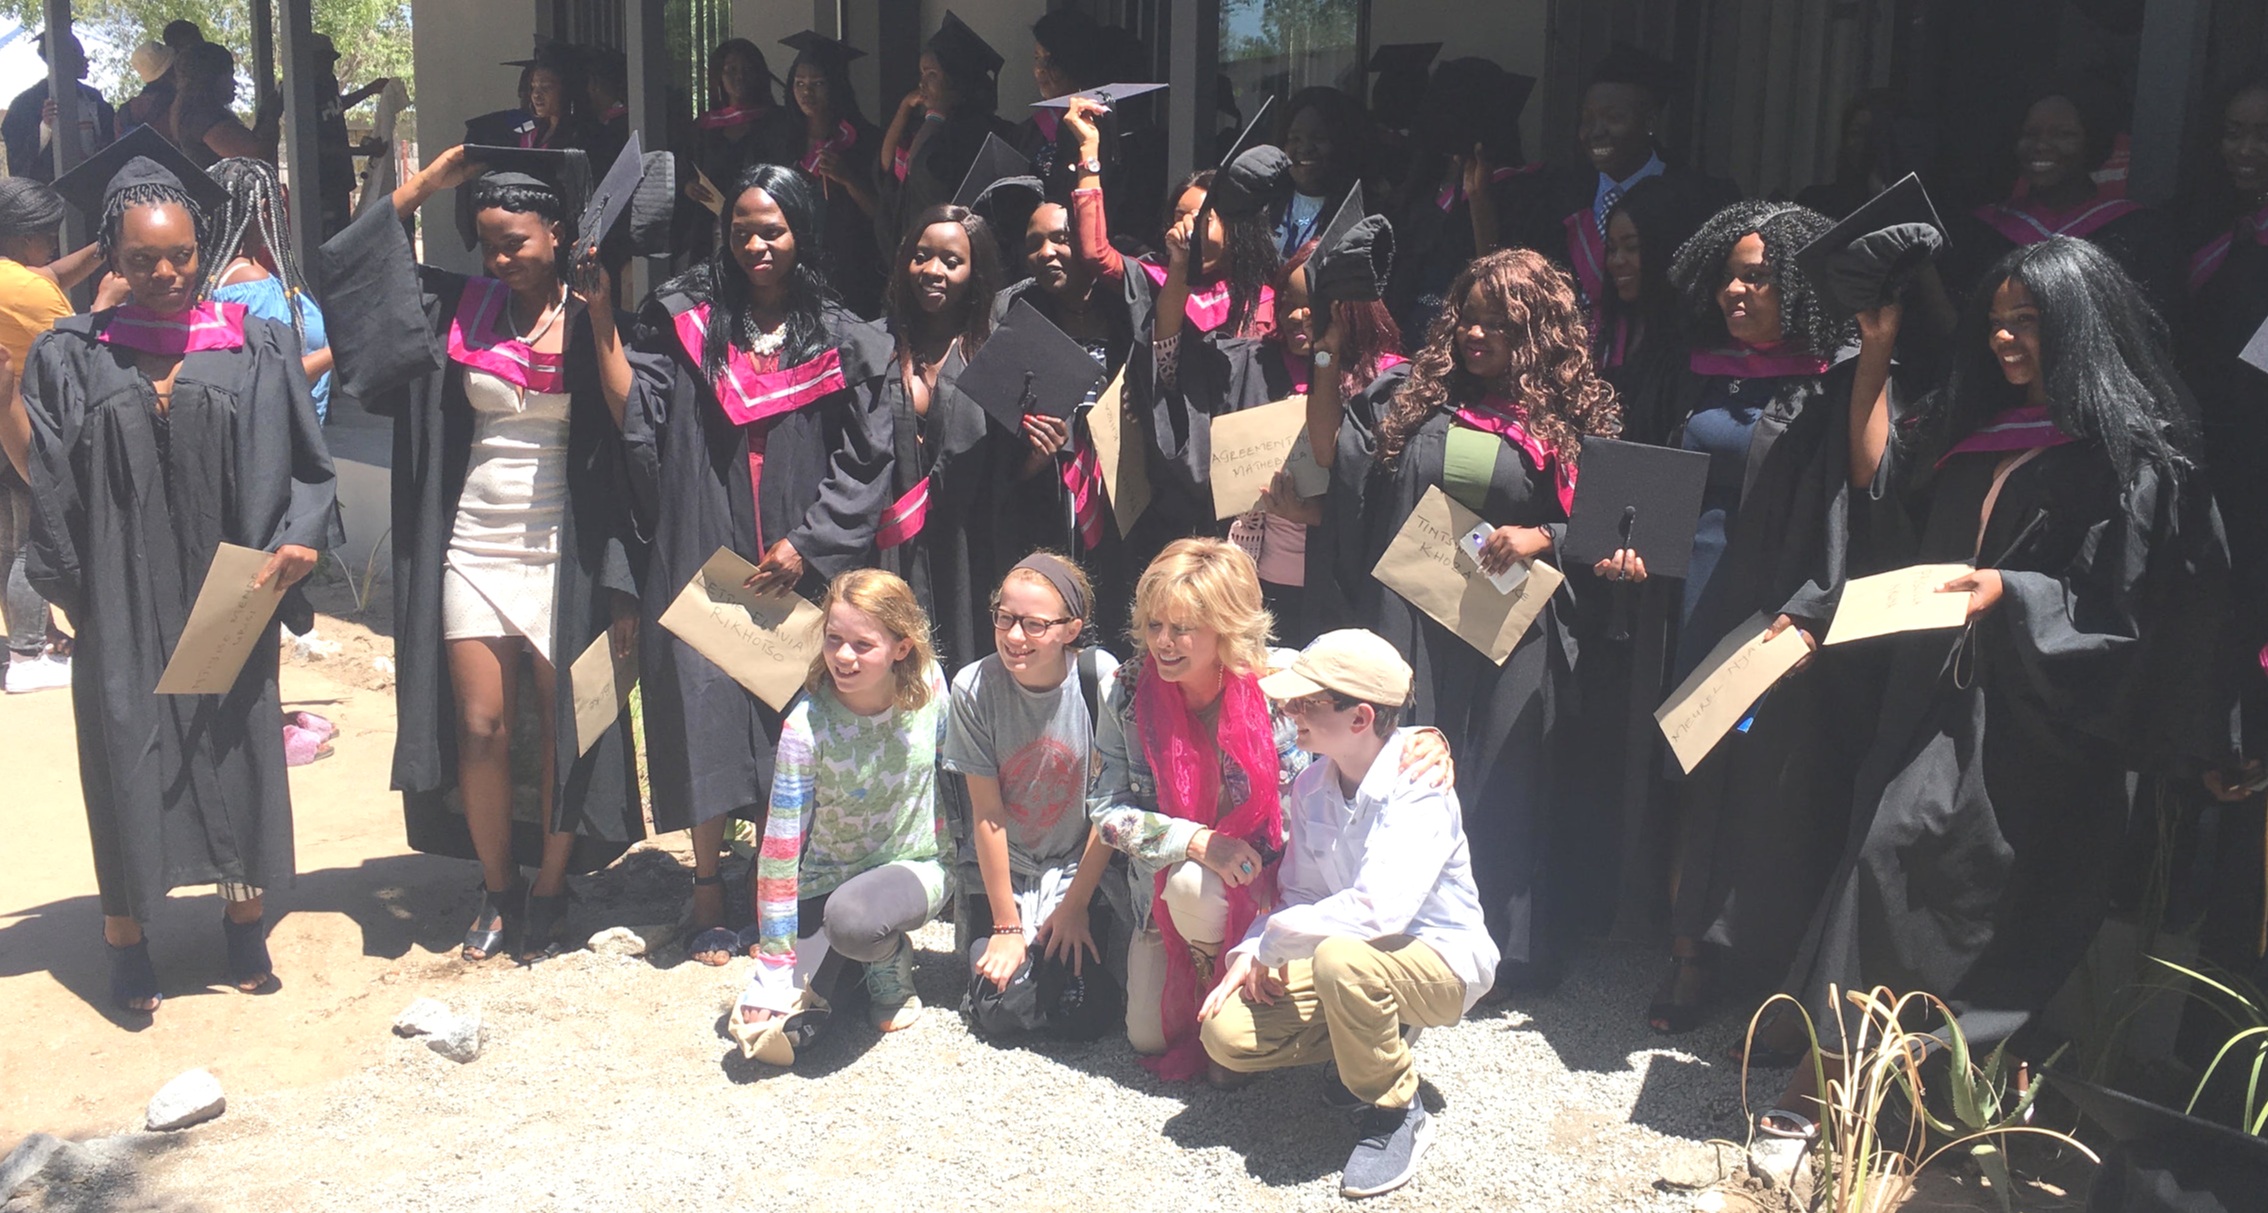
left=320, top=140, right=652, bottom=963
left=12, top=128, right=341, bottom=1014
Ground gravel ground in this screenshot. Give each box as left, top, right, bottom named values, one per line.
left=0, top=848, right=1823, bottom=1212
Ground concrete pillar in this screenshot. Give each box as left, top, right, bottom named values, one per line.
left=281, top=0, right=327, bottom=290
left=2128, top=0, right=2209, bottom=206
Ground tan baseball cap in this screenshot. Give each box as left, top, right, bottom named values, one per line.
left=1258, top=629, right=1412, bottom=706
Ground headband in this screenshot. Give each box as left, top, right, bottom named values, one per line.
left=1012, top=553, right=1088, bottom=623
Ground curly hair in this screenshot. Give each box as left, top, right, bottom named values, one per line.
left=1378, top=248, right=1620, bottom=468
left=1668, top=201, right=1850, bottom=357
left=884, top=204, right=1002, bottom=359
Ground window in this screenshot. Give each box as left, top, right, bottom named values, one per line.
left=1219, top=0, right=1363, bottom=136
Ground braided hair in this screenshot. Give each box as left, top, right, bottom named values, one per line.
left=98, top=180, right=203, bottom=270
left=1668, top=200, right=1850, bottom=357
left=201, top=158, right=312, bottom=346
left=0, top=178, right=65, bottom=243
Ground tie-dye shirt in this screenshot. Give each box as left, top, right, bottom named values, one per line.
left=753, top=661, right=950, bottom=972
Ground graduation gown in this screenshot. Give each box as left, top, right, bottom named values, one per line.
left=989, top=278, right=1137, bottom=643
left=316, top=203, right=647, bottom=873
left=790, top=118, right=887, bottom=319
left=874, top=338, right=1016, bottom=674
left=1656, top=360, right=1873, bottom=985
left=1534, top=163, right=1742, bottom=321
left=22, top=307, right=340, bottom=920
left=1302, top=361, right=1411, bottom=638
left=1793, top=429, right=2233, bottom=1039
left=878, top=112, right=1016, bottom=259
left=1947, top=194, right=2185, bottom=311
left=1340, top=403, right=1583, bottom=979
left=623, top=286, right=894, bottom=832
left=1386, top=164, right=1548, bottom=350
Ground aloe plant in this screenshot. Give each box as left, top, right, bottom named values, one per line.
left=2148, top=956, right=2268, bottom=1136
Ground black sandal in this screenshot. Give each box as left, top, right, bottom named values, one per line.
left=109, top=937, right=161, bottom=1014
left=1646, top=955, right=1711, bottom=1035
left=222, top=913, right=280, bottom=994
left=683, top=873, right=735, bottom=966
left=518, top=888, right=572, bottom=962
left=462, top=878, right=525, bottom=963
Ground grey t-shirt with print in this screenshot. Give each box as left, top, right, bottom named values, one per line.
left=942, top=648, right=1120, bottom=879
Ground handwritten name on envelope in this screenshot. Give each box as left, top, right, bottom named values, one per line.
left=1371, top=485, right=1562, bottom=665
left=1084, top=370, right=1151, bottom=539
left=568, top=630, right=638, bottom=756
left=156, top=543, right=290, bottom=695
left=1654, top=613, right=1812, bottom=773
left=1824, top=563, right=1974, bottom=647
left=657, top=547, right=824, bottom=711
left=1208, top=395, right=1321, bottom=521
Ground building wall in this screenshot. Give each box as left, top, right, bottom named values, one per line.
left=410, top=0, right=542, bottom=273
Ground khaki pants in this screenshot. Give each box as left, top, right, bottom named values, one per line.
left=1199, top=935, right=1466, bottom=1109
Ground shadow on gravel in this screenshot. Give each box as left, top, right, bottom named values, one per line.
left=0, top=853, right=463, bottom=1025
left=7, top=1131, right=201, bottom=1213
left=1157, top=1074, right=1447, bottom=1187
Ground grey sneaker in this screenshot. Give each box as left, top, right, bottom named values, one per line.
left=1340, top=1102, right=1433, bottom=1199
left=862, top=937, right=923, bottom=1032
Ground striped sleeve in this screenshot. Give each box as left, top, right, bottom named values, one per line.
left=755, top=702, right=819, bottom=967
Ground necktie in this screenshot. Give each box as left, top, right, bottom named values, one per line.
left=1597, top=185, right=1622, bottom=235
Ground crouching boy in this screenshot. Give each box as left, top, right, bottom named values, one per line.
left=1198, top=629, right=1499, bottom=1200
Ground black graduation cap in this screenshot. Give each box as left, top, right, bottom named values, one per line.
left=928, top=11, right=1003, bottom=80
left=51, top=125, right=227, bottom=221
left=1368, top=43, right=1441, bottom=76
left=952, top=133, right=1043, bottom=210
left=958, top=298, right=1105, bottom=430
left=781, top=30, right=864, bottom=72
left=1794, top=173, right=1949, bottom=316
left=1563, top=438, right=1711, bottom=579
left=2054, top=1073, right=2268, bottom=1171
left=464, top=108, right=535, bottom=147
left=1587, top=41, right=1680, bottom=103
left=572, top=131, right=650, bottom=273
left=1306, top=182, right=1392, bottom=306
left=501, top=57, right=540, bottom=69
left=1029, top=81, right=1169, bottom=111
left=1209, top=144, right=1293, bottom=218
left=454, top=144, right=592, bottom=251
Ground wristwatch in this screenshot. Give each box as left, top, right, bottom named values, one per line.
left=1312, top=349, right=1334, bottom=370
left=1075, top=156, right=1102, bottom=175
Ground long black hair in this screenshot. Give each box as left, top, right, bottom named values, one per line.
left=709, top=39, right=776, bottom=111
left=1172, top=168, right=1279, bottom=338
left=884, top=204, right=1001, bottom=357
left=789, top=47, right=866, bottom=126
left=1600, top=174, right=1707, bottom=342
left=679, top=162, right=836, bottom=381
left=1668, top=200, right=1850, bottom=356
left=202, top=157, right=316, bottom=346
left=1924, top=236, right=2195, bottom=482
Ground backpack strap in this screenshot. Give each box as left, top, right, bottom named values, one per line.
left=1076, top=646, right=1101, bottom=725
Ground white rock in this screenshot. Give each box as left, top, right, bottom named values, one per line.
left=392, top=997, right=455, bottom=1038
left=426, top=1009, right=484, bottom=1063
left=0, top=1133, right=61, bottom=1201
left=145, top=1069, right=225, bottom=1131
left=586, top=926, right=647, bottom=957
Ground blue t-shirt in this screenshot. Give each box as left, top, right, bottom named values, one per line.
left=1676, top=380, right=1764, bottom=636
left=213, top=274, right=331, bottom=422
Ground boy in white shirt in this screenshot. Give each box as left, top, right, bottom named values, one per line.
left=1198, top=629, right=1499, bottom=1199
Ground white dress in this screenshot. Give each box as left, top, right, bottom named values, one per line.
left=441, top=365, right=571, bottom=663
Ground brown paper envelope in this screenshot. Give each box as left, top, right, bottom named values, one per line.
left=1370, top=486, right=1563, bottom=664
left=656, top=547, right=824, bottom=711
left=1824, top=562, right=1973, bottom=646
left=1654, top=613, right=1812, bottom=773
left=155, top=543, right=290, bottom=695
left=686, top=166, right=725, bottom=215
left=568, top=629, right=638, bottom=757
left=1207, top=395, right=1309, bottom=521
left=1085, top=370, right=1151, bottom=539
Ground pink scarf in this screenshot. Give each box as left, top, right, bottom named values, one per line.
left=1935, top=405, right=2075, bottom=468
left=2188, top=202, right=2268, bottom=295
left=98, top=301, right=247, bottom=355
left=1138, top=260, right=1276, bottom=336
left=1134, top=657, right=1284, bottom=1080
left=1972, top=193, right=2143, bottom=246
left=1034, top=109, right=1061, bottom=143
left=798, top=119, right=859, bottom=173
left=447, top=278, right=567, bottom=393
left=1453, top=393, right=1576, bottom=514
left=1687, top=342, right=1832, bottom=380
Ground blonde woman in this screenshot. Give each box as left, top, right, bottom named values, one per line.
left=1088, top=538, right=1451, bottom=1080
left=731, top=569, right=949, bottom=1061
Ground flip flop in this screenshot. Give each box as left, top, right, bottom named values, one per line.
left=291, top=711, right=337, bottom=739
left=109, top=937, right=162, bottom=1014
left=283, top=724, right=334, bottom=767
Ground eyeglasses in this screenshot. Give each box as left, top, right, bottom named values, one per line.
left=992, top=608, right=1074, bottom=638
left=1282, top=691, right=1355, bottom=717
